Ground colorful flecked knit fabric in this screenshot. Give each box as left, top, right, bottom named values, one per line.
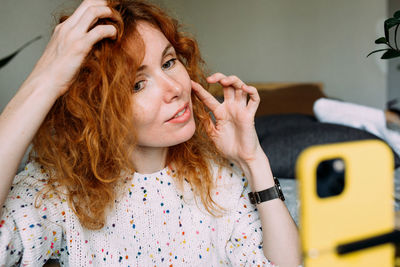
left=0, top=161, right=276, bottom=266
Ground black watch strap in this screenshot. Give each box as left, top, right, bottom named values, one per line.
left=248, top=177, right=285, bottom=204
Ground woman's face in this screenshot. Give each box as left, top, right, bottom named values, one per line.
left=130, top=22, right=195, bottom=148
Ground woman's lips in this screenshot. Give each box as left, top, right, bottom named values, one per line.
left=167, top=104, right=191, bottom=123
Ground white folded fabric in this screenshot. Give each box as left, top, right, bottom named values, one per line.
left=313, top=98, right=400, bottom=157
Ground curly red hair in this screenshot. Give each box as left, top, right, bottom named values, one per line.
left=32, top=0, right=226, bottom=229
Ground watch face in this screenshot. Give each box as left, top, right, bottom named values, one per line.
left=274, top=177, right=281, bottom=189
left=274, top=177, right=285, bottom=201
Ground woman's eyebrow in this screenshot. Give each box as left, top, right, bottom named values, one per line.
left=162, top=43, right=174, bottom=58
left=137, top=43, right=174, bottom=73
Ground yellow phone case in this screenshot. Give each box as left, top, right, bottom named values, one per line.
left=296, top=140, right=395, bottom=267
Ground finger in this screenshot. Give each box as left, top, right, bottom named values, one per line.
left=220, top=75, right=246, bottom=103
left=234, top=85, right=244, bottom=104
left=240, top=87, right=248, bottom=106
left=234, top=86, right=249, bottom=106
left=206, top=72, right=227, bottom=83
left=66, top=0, right=108, bottom=27
left=222, top=85, right=235, bottom=102
left=242, top=85, right=260, bottom=114
left=207, top=73, right=235, bottom=102
left=191, top=80, right=220, bottom=111
left=75, top=6, right=115, bottom=34
left=220, top=75, right=245, bottom=89
left=85, top=24, right=118, bottom=46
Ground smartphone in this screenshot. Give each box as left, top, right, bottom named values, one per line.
left=296, top=140, right=395, bottom=267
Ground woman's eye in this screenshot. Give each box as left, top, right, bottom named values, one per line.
left=133, top=80, right=145, bottom=93
left=162, top=58, right=177, bottom=70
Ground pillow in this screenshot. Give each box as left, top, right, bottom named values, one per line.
left=255, top=114, right=400, bottom=178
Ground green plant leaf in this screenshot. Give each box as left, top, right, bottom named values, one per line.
left=385, top=18, right=400, bottom=30
left=0, top=35, right=42, bottom=70
left=385, top=25, right=389, bottom=41
left=0, top=53, right=19, bottom=69
left=367, top=48, right=390, bottom=57
left=385, top=18, right=400, bottom=41
left=394, top=10, right=400, bottom=19
left=375, top=37, right=387, bottom=44
left=381, top=49, right=400, bottom=59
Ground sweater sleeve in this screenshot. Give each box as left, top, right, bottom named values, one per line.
left=0, top=162, right=65, bottom=266
left=222, top=165, right=277, bottom=267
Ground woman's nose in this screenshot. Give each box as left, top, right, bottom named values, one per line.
left=159, top=73, right=183, bottom=102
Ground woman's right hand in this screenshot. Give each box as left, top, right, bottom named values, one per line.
left=0, top=0, right=118, bottom=211
left=30, top=0, right=117, bottom=98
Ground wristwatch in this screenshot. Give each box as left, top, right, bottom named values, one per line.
left=248, top=177, right=285, bottom=204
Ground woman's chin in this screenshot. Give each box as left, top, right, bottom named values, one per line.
left=140, top=120, right=196, bottom=148
left=172, top=120, right=196, bottom=146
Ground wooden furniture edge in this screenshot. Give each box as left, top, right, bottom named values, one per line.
left=207, top=82, right=324, bottom=97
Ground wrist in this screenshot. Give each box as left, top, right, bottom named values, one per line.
left=248, top=176, right=285, bottom=204
left=236, top=146, right=275, bottom=191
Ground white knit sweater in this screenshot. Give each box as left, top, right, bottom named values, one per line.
left=0, top=161, right=275, bottom=266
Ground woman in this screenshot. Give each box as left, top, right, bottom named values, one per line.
left=0, top=0, right=301, bottom=266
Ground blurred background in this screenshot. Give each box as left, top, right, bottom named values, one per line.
left=0, top=0, right=395, bottom=111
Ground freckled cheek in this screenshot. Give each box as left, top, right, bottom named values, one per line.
left=133, top=114, right=162, bottom=143
left=133, top=107, right=157, bottom=125
left=186, top=80, right=192, bottom=94
left=177, top=65, right=192, bottom=92
left=131, top=109, right=142, bottom=124
left=134, top=101, right=164, bottom=123
left=132, top=105, right=152, bottom=128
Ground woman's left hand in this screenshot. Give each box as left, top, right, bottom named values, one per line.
left=191, top=73, right=262, bottom=165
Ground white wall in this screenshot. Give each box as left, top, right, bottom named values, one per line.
left=0, top=0, right=388, bottom=111
left=0, top=0, right=79, bottom=112
left=156, top=0, right=388, bottom=108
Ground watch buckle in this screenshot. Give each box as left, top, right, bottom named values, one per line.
left=249, top=192, right=261, bottom=204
